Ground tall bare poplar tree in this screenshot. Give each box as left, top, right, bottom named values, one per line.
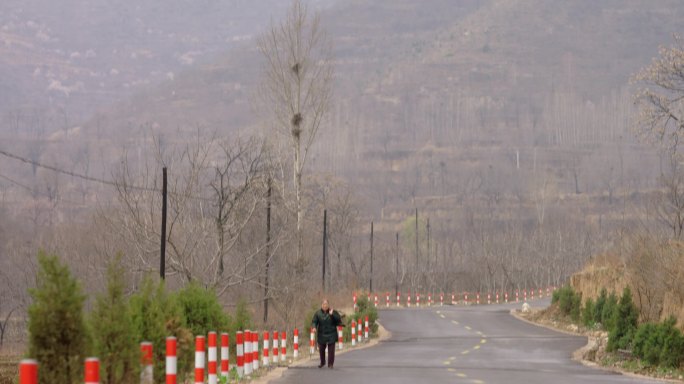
left=257, top=0, right=334, bottom=268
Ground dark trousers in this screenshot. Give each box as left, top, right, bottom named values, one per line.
left=319, top=342, right=335, bottom=366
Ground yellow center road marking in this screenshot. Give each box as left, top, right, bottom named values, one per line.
left=449, top=356, right=456, bottom=361
left=465, top=326, right=472, bottom=330
left=436, top=311, right=441, bottom=314
left=447, top=368, right=456, bottom=372
left=461, top=350, right=470, bottom=355
left=456, top=373, right=467, bottom=378
left=476, top=331, right=483, bottom=336
left=451, top=320, right=459, bottom=325
left=471, top=380, right=485, bottom=384
left=443, top=360, right=451, bottom=365
left=480, top=339, right=487, bottom=344
left=440, top=314, right=446, bottom=319
left=473, top=345, right=480, bottom=350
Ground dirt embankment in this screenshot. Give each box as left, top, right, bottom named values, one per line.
left=570, top=245, right=684, bottom=326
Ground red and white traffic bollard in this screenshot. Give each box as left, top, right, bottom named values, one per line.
left=220, top=333, right=229, bottom=379
left=417, top=293, right=421, bottom=307
left=428, top=293, right=432, bottom=306
left=539, top=288, right=543, bottom=299
left=496, top=292, right=500, bottom=304
left=252, top=332, right=259, bottom=372
left=386, top=292, right=390, bottom=307
left=357, top=321, right=362, bottom=344
left=397, top=292, right=400, bottom=307
left=272, top=331, right=279, bottom=364
left=208, top=332, right=217, bottom=384
left=293, top=328, right=299, bottom=359
left=310, top=327, right=315, bottom=355
left=505, top=292, right=509, bottom=303
left=195, top=336, right=205, bottom=384
left=476, top=293, right=480, bottom=305
left=263, top=331, right=270, bottom=368
left=407, top=292, right=412, bottom=307
left=464, top=292, right=469, bottom=304
left=244, top=330, right=252, bottom=376
left=280, top=331, right=287, bottom=363
left=236, top=331, right=244, bottom=378
left=440, top=293, right=444, bottom=306
left=85, top=357, right=99, bottom=384
left=351, top=320, right=357, bottom=346
left=531, top=289, right=535, bottom=300
left=374, top=294, right=378, bottom=308
left=452, top=293, right=455, bottom=305
left=338, top=326, right=343, bottom=350
left=141, top=341, right=153, bottom=384
left=353, top=293, right=358, bottom=312
left=524, top=290, right=528, bottom=301
left=166, top=337, right=177, bottom=384
left=364, top=315, right=369, bottom=340
left=516, top=291, right=519, bottom=303
left=487, top=293, right=491, bottom=305
left=19, top=359, right=38, bottom=384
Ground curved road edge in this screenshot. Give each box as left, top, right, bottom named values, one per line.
left=509, top=309, right=677, bottom=383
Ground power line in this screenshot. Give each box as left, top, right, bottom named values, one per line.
left=0, top=147, right=214, bottom=202
left=0, top=148, right=154, bottom=191
left=0, top=172, right=88, bottom=206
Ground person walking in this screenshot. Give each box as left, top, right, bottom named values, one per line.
left=312, top=299, right=342, bottom=369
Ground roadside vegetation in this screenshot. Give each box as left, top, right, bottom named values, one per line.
left=531, top=284, right=684, bottom=380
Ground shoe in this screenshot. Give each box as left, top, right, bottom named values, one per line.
left=318, top=363, right=325, bottom=368
left=328, top=365, right=333, bottom=369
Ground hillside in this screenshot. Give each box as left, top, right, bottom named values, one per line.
left=1, top=0, right=683, bottom=233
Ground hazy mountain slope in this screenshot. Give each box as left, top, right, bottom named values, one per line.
left=3, top=0, right=683, bottom=225
left=0, top=0, right=293, bottom=125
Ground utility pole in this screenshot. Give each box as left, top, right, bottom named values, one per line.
left=415, top=208, right=419, bottom=264
left=263, top=178, right=272, bottom=323
left=395, top=232, right=399, bottom=298
left=322, top=209, right=327, bottom=292
left=160, top=167, right=167, bottom=280
left=370, top=221, right=374, bottom=293
left=427, top=218, right=431, bottom=268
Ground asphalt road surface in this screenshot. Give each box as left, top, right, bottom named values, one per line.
left=271, top=300, right=659, bottom=384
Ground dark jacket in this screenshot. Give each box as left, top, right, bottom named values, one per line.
left=312, top=308, right=341, bottom=344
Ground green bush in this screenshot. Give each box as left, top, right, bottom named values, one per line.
left=321, top=294, right=378, bottom=344
left=601, top=292, right=618, bottom=333
left=129, top=276, right=192, bottom=384
left=632, top=322, right=656, bottom=360
left=175, top=282, right=230, bottom=337
left=89, top=254, right=138, bottom=384
left=607, top=287, right=638, bottom=352
left=632, top=317, right=684, bottom=368
left=660, top=324, right=684, bottom=368
left=570, top=293, right=582, bottom=323
left=553, top=285, right=581, bottom=322
left=28, top=251, right=89, bottom=384
left=582, top=298, right=595, bottom=327
left=594, top=288, right=608, bottom=325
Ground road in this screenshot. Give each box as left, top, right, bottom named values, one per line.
left=271, top=300, right=658, bottom=384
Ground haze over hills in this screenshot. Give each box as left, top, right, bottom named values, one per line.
left=1, top=0, right=683, bottom=231
left=3, top=1, right=684, bottom=355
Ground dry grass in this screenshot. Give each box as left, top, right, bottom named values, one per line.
left=0, top=354, right=19, bottom=384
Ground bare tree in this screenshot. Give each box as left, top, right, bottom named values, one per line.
left=105, top=133, right=271, bottom=295
left=257, top=0, right=334, bottom=269
left=652, top=155, right=684, bottom=238
left=633, top=35, right=684, bottom=155
left=633, top=35, right=684, bottom=238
